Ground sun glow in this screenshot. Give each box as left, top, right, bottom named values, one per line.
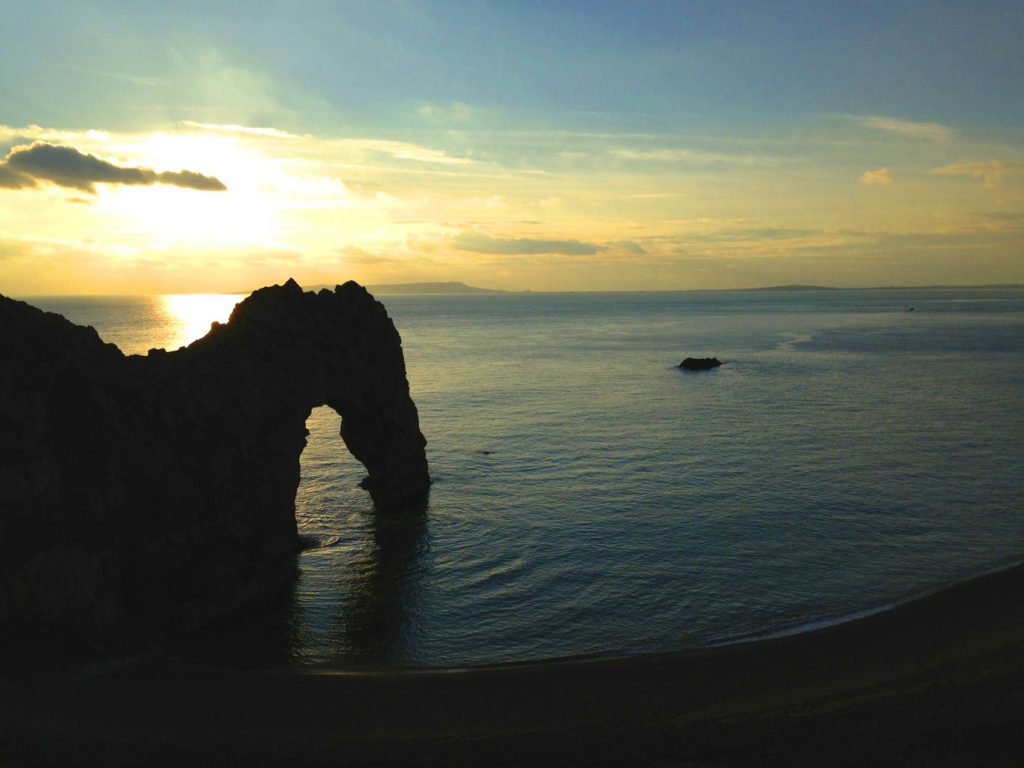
left=161, top=293, right=244, bottom=349
left=95, top=132, right=282, bottom=246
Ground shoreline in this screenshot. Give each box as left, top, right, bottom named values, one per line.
left=707, top=553, right=1024, bottom=650
left=4, top=558, right=1024, bottom=766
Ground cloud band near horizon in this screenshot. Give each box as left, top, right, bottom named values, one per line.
left=453, top=232, right=604, bottom=256
left=0, top=142, right=227, bottom=193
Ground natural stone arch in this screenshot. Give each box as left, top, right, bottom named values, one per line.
left=197, top=279, right=431, bottom=515
left=0, top=280, right=429, bottom=668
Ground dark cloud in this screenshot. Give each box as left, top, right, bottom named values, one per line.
left=0, top=142, right=227, bottom=193
left=453, top=232, right=604, bottom=256
left=0, top=163, right=35, bottom=189
left=155, top=169, right=228, bottom=191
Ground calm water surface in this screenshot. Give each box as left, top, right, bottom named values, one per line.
left=28, top=288, right=1024, bottom=668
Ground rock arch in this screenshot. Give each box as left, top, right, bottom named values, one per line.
left=0, top=279, right=429, bottom=667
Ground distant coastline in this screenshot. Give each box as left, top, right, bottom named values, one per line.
left=496, top=283, right=1024, bottom=294
left=741, top=283, right=1023, bottom=292
left=326, top=281, right=1024, bottom=296
left=310, top=281, right=505, bottom=295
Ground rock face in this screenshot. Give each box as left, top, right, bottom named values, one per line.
left=679, top=357, right=722, bottom=371
left=0, top=279, right=429, bottom=668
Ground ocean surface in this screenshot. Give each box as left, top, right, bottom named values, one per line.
left=26, top=288, right=1024, bottom=669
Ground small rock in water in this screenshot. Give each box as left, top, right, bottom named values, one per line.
left=679, top=357, right=722, bottom=371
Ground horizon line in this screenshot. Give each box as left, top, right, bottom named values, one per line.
left=7, top=281, right=1023, bottom=299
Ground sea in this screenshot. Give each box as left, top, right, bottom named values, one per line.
left=25, top=287, right=1024, bottom=669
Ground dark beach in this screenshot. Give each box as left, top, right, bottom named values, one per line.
left=3, top=560, right=1024, bottom=767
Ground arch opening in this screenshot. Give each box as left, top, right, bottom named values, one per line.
left=282, top=405, right=427, bottom=665
left=296, top=405, right=373, bottom=546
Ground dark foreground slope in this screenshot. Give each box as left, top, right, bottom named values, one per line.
left=0, top=280, right=429, bottom=670
left=3, top=561, right=1024, bottom=767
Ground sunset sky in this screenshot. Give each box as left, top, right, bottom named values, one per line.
left=2, top=1, right=1022, bottom=294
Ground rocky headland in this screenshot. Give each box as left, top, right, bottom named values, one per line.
left=0, top=279, right=429, bottom=671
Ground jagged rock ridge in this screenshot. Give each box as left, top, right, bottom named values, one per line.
left=0, top=279, right=429, bottom=668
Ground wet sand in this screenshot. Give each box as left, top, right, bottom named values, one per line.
left=3, top=562, right=1024, bottom=767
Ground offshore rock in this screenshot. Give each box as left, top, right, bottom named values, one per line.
left=679, top=357, right=722, bottom=371
left=0, top=279, right=429, bottom=670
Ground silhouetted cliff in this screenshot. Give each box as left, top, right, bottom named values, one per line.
left=0, top=279, right=429, bottom=671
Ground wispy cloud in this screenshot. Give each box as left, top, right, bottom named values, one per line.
left=453, top=232, right=604, bottom=256
left=0, top=142, right=227, bottom=193
left=682, top=227, right=821, bottom=244
left=610, top=147, right=768, bottom=165
left=932, top=160, right=1024, bottom=189
left=65, top=64, right=162, bottom=87
left=613, top=240, right=647, bottom=255
left=417, top=102, right=474, bottom=124
left=338, top=245, right=400, bottom=265
left=860, top=167, right=893, bottom=186
left=333, top=138, right=472, bottom=165
left=181, top=121, right=303, bottom=139
left=850, top=115, right=954, bottom=143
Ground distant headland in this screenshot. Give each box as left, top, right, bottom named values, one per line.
left=309, top=281, right=505, bottom=295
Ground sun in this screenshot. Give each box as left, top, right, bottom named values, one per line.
left=161, top=292, right=245, bottom=349
left=93, top=131, right=281, bottom=246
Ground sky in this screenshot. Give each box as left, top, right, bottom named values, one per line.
left=1, top=1, right=1022, bottom=294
